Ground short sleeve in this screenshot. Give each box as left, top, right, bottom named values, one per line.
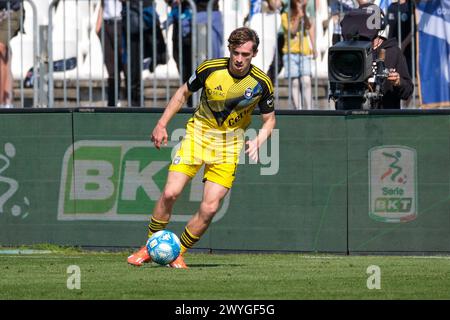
left=187, top=60, right=213, bottom=92
left=258, top=81, right=275, bottom=114
left=187, top=71, right=204, bottom=93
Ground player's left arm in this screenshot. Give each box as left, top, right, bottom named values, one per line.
left=245, top=111, right=276, bottom=163
left=246, top=71, right=276, bottom=162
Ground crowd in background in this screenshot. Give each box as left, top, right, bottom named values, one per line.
left=0, top=0, right=418, bottom=109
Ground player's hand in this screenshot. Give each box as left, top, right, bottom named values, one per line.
left=387, top=68, right=401, bottom=87
left=245, top=139, right=259, bottom=163
left=151, top=122, right=168, bottom=150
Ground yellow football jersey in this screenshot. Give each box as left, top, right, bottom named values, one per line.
left=169, top=58, right=274, bottom=187
left=187, top=57, right=274, bottom=131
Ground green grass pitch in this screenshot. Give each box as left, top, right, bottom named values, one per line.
left=1, top=246, right=450, bottom=300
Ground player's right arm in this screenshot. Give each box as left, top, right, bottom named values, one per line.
left=151, top=58, right=217, bottom=149
left=151, top=83, right=191, bottom=149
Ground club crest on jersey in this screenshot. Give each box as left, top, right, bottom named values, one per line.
left=244, top=87, right=253, bottom=99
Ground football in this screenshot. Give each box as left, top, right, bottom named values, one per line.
left=146, top=230, right=181, bottom=265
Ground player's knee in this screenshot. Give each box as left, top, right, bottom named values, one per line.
left=199, top=200, right=219, bottom=220
left=161, top=188, right=181, bottom=203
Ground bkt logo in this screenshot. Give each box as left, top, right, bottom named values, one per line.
left=58, top=141, right=230, bottom=221
left=369, top=145, right=418, bottom=223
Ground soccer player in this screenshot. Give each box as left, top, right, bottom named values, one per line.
left=127, top=27, right=276, bottom=268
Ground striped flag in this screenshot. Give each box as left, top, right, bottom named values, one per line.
left=416, top=0, right=450, bottom=108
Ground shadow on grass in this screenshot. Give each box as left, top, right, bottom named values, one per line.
left=187, top=263, right=245, bottom=268
left=138, top=263, right=245, bottom=268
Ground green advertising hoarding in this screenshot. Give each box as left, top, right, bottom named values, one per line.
left=0, top=112, right=73, bottom=245
left=0, top=110, right=449, bottom=253
left=347, top=115, right=450, bottom=253
left=208, top=115, right=348, bottom=252
left=66, top=112, right=348, bottom=251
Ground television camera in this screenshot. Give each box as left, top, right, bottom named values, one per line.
left=328, top=41, right=389, bottom=110
left=328, top=4, right=389, bottom=110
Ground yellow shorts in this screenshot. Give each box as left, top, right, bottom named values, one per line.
left=169, top=119, right=243, bottom=189
left=169, top=162, right=238, bottom=189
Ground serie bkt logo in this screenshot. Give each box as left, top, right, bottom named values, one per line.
left=57, top=141, right=230, bottom=221
left=369, top=145, right=418, bottom=223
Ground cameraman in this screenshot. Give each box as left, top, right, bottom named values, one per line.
left=340, top=3, right=413, bottom=109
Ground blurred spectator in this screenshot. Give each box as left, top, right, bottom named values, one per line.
left=244, top=0, right=281, bottom=25
left=0, top=0, right=21, bottom=108
left=96, top=0, right=124, bottom=107
left=246, top=0, right=282, bottom=74
left=266, top=28, right=285, bottom=84
left=165, top=0, right=223, bottom=107
left=387, top=0, right=415, bottom=78
left=356, top=0, right=373, bottom=6
left=244, top=0, right=263, bottom=26
left=266, top=0, right=288, bottom=84
left=329, top=0, right=357, bottom=45
left=267, top=0, right=316, bottom=86
left=121, top=0, right=147, bottom=107
left=281, top=0, right=316, bottom=110
left=121, top=0, right=166, bottom=107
